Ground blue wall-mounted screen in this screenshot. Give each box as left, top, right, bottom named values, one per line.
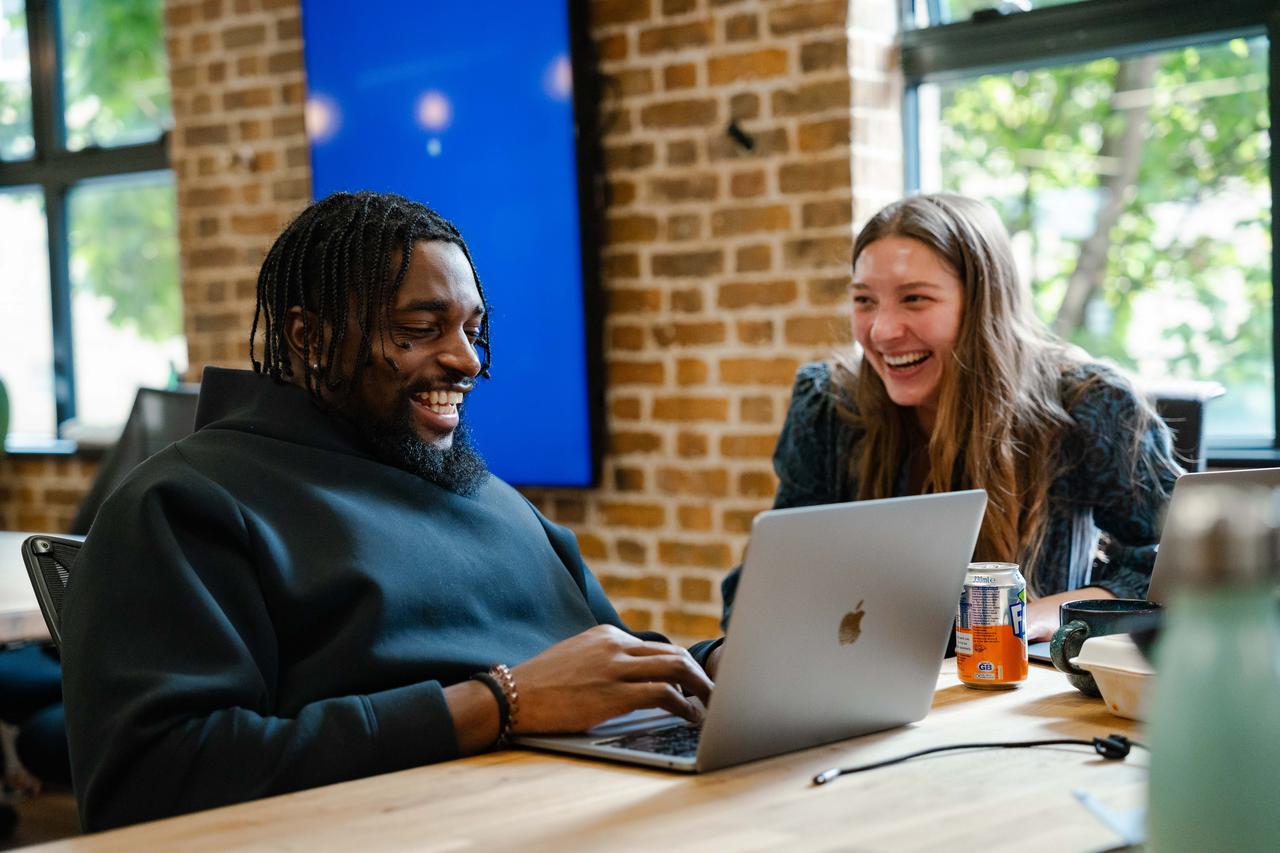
left=300, top=1, right=595, bottom=487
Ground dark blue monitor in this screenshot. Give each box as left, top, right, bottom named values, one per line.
left=299, top=1, right=599, bottom=486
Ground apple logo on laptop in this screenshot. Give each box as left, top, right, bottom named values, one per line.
left=838, top=600, right=865, bottom=645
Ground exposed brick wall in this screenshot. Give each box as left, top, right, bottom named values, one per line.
left=3, top=1, right=905, bottom=648
left=0, top=456, right=99, bottom=533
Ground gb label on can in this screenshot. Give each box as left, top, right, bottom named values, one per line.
left=956, top=561, right=1029, bottom=689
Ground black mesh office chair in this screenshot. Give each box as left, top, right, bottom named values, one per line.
left=69, top=386, right=199, bottom=535
left=1148, top=381, right=1226, bottom=473
left=19, top=536, right=83, bottom=651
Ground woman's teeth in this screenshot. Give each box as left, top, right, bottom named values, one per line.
left=415, top=390, right=463, bottom=414
left=883, top=351, right=930, bottom=368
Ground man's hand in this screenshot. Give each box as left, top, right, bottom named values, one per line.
left=509, top=625, right=714, bottom=735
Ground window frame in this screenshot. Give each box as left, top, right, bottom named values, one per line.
left=899, top=0, right=1280, bottom=461
left=0, top=0, right=169, bottom=445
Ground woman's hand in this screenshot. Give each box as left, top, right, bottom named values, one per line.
left=1025, top=586, right=1116, bottom=642
left=509, top=625, right=714, bottom=735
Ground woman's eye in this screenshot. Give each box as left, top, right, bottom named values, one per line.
left=852, top=295, right=873, bottom=307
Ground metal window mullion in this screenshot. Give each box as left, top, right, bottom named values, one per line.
left=1269, top=9, right=1280, bottom=449
left=26, top=0, right=75, bottom=431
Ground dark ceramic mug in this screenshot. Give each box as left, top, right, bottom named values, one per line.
left=1049, top=599, right=1163, bottom=696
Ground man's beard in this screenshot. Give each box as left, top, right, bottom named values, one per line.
left=349, top=390, right=489, bottom=496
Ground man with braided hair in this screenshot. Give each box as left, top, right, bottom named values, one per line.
left=61, top=191, right=717, bottom=831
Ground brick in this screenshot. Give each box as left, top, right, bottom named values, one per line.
left=609, top=288, right=662, bottom=313
left=677, top=431, right=708, bottom=457
left=656, top=467, right=729, bottom=497
left=608, top=68, right=654, bottom=98
left=601, top=573, right=669, bottom=600
left=785, top=314, right=853, bottom=345
left=617, top=539, right=647, bottom=565
left=653, top=321, right=727, bottom=347
left=723, top=508, right=758, bottom=533
left=652, top=250, right=723, bottom=278
left=611, top=396, right=642, bottom=420
left=638, top=21, right=714, bottom=55
left=556, top=498, right=587, bottom=524
left=670, top=286, right=703, bottom=312
left=735, top=244, right=771, bottom=272
left=662, top=611, right=722, bottom=639
left=606, top=214, right=659, bottom=244
left=798, top=117, right=851, bottom=153
left=801, top=39, right=846, bottom=72
left=614, top=466, right=646, bottom=491
left=710, top=204, right=791, bottom=237
left=230, top=212, right=280, bottom=235
left=771, top=80, right=850, bottom=117
left=648, top=174, right=717, bottom=202
left=183, top=124, right=229, bottom=146
left=730, top=169, right=766, bottom=198
left=271, top=115, right=305, bottom=136
left=578, top=532, right=607, bottom=560
left=268, top=50, right=302, bottom=74
left=659, top=541, right=733, bottom=569
left=192, top=31, right=212, bottom=52
left=223, top=23, right=266, bottom=49
left=610, top=430, right=663, bottom=454
left=207, top=61, right=227, bottom=84
left=784, top=235, right=853, bottom=269
left=708, top=48, right=788, bottom=85
left=707, top=127, right=787, bottom=161
left=740, top=395, right=775, bottom=423
left=680, top=576, right=714, bottom=600
left=608, top=179, right=637, bottom=206
left=736, top=319, right=774, bottom=344
left=808, top=276, right=852, bottom=304
left=666, top=139, right=698, bottom=166
left=593, top=0, right=652, bottom=26
left=235, top=56, right=263, bottom=77
left=676, top=357, right=708, bottom=384
left=718, top=280, right=797, bottom=308
left=666, top=214, right=702, bottom=243
left=598, top=34, right=628, bottom=62
left=605, top=141, right=656, bottom=171
left=610, top=324, right=646, bottom=351
left=739, top=470, right=778, bottom=498
left=601, top=502, right=666, bottom=528
left=602, top=108, right=632, bottom=137
left=664, top=63, right=697, bottom=90
left=779, top=158, right=852, bottom=194
left=609, top=360, right=665, bottom=385
left=662, top=0, right=696, bottom=13
left=223, top=86, right=273, bottom=110
left=803, top=200, right=852, bottom=228
left=768, top=1, right=847, bottom=35
left=724, top=13, right=758, bottom=42
left=602, top=252, right=641, bottom=279
left=620, top=608, right=653, bottom=631
left=720, top=433, right=777, bottom=458
left=639, top=98, right=717, bottom=129
left=729, top=92, right=760, bottom=120
left=653, top=396, right=730, bottom=422
left=720, top=357, right=802, bottom=385
left=189, top=246, right=237, bottom=269
left=276, top=15, right=301, bottom=41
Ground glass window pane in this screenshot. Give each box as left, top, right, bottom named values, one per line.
left=926, top=1, right=1087, bottom=27
left=0, top=0, right=35, bottom=160
left=0, top=189, right=55, bottom=442
left=68, top=172, right=185, bottom=432
left=61, top=0, right=172, bottom=151
left=920, top=37, right=1272, bottom=443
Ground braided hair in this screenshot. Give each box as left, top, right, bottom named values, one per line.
left=250, top=190, right=491, bottom=398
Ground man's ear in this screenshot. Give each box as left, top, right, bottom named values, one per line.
left=283, top=306, right=322, bottom=372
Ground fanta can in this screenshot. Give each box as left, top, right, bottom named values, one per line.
left=956, top=562, right=1028, bottom=689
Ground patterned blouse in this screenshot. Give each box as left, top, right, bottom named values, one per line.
left=721, top=360, right=1181, bottom=622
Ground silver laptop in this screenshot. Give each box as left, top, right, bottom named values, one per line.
left=1029, top=466, right=1280, bottom=661
left=514, top=489, right=987, bottom=772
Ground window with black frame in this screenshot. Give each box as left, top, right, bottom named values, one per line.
left=901, top=0, right=1278, bottom=455
left=0, top=0, right=179, bottom=449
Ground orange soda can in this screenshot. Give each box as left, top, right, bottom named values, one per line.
left=956, top=562, right=1028, bottom=689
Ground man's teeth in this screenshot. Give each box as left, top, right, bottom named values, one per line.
left=415, top=390, right=463, bottom=414
left=883, top=351, right=930, bottom=368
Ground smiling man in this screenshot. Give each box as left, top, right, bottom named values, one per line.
left=61, top=192, right=717, bottom=831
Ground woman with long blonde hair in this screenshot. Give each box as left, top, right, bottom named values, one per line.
left=721, top=193, right=1181, bottom=641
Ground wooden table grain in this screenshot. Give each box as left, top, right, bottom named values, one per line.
left=32, top=661, right=1146, bottom=852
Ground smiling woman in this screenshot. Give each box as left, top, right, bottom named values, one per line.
left=721, top=194, right=1183, bottom=644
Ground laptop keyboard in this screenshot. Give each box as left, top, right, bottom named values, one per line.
left=597, top=722, right=703, bottom=757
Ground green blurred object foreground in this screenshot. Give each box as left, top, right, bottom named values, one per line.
left=1146, top=485, right=1280, bottom=851
left=0, top=374, right=9, bottom=449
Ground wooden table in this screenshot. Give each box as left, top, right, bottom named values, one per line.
left=0, top=530, right=52, bottom=645
left=33, top=661, right=1146, bottom=852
